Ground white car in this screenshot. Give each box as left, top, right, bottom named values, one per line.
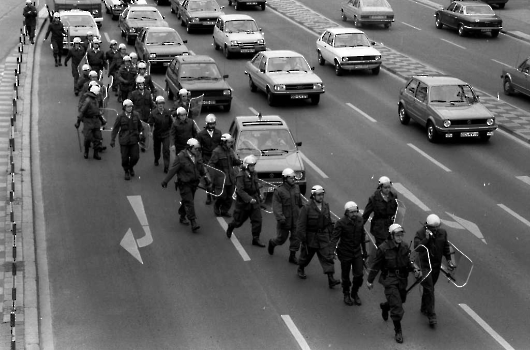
left=316, top=27, right=381, bottom=76
left=59, top=10, right=100, bottom=50
left=213, top=14, right=266, bottom=59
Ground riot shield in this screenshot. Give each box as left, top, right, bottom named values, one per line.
left=440, top=241, right=473, bottom=288
left=140, top=121, right=152, bottom=151
left=198, top=164, right=226, bottom=197
left=257, top=178, right=277, bottom=214
left=100, top=108, right=118, bottom=131
left=407, top=244, right=433, bottom=294
left=187, top=94, right=203, bottom=119
left=393, top=199, right=406, bottom=226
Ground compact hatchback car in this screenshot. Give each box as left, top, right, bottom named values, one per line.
left=135, top=27, right=189, bottom=68
left=398, top=75, right=497, bottom=142
left=119, top=5, right=168, bottom=45
left=59, top=10, right=100, bottom=51
left=228, top=0, right=266, bottom=11
left=213, top=14, right=266, bottom=59
left=179, top=0, right=225, bottom=33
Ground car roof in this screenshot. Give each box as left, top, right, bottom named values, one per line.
left=260, top=50, right=303, bottom=58
left=454, top=1, right=489, bottom=4
left=325, top=27, right=365, bottom=35
left=128, top=5, right=159, bottom=11
left=144, top=26, right=177, bottom=32
left=59, top=10, right=92, bottom=16
left=219, top=14, right=255, bottom=21
left=177, top=55, right=216, bottom=63
left=235, top=115, right=288, bottom=129
left=412, top=75, right=469, bottom=86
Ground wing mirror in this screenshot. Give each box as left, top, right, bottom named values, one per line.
left=311, top=67, right=315, bottom=71
left=223, top=74, right=229, bottom=79
left=295, top=141, right=302, bottom=147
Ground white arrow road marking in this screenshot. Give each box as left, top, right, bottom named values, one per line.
left=393, top=183, right=431, bottom=211
left=446, top=212, right=486, bottom=244
left=217, top=218, right=251, bottom=261
left=459, top=304, right=515, bottom=350
left=516, top=175, right=530, bottom=186
left=120, top=228, right=144, bottom=264
left=128, top=195, right=153, bottom=247
left=299, top=152, right=328, bottom=179
left=497, top=204, right=530, bottom=228
left=281, top=315, right=311, bottom=350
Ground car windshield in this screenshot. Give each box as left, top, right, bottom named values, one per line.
left=362, top=0, right=390, bottom=8
left=61, top=15, right=95, bottom=28
left=334, top=33, right=371, bottom=47
left=179, top=63, right=222, bottom=79
left=464, top=5, right=495, bottom=15
left=225, top=20, right=258, bottom=33
left=237, top=130, right=296, bottom=152
left=129, top=10, right=163, bottom=21
left=267, top=56, right=310, bottom=72
left=188, top=0, right=219, bottom=11
left=430, top=84, right=478, bottom=104
left=146, top=31, right=182, bottom=45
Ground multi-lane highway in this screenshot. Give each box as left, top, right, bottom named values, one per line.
left=33, top=0, right=530, bottom=349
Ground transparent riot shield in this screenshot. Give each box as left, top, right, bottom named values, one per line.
left=100, top=108, right=118, bottom=131
left=198, top=164, right=226, bottom=197
left=440, top=241, right=473, bottom=287
left=407, top=244, right=433, bottom=294
left=187, top=94, right=203, bottom=119
left=139, top=121, right=152, bottom=151
left=257, top=178, right=277, bottom=214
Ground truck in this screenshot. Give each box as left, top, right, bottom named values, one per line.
left=49, top=0, right=103, bottom=27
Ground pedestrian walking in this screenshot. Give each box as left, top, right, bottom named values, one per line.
left=129, top=52, right=139, bottom=67
left=366, top=224, right=421, bottom=344
left=110, top=99, right=144, bottom=180
left=86, top=38, right=107, bottom=74
left=116, top=55, right=137, bottom=103
left=75, top=85, right=105, bottom=160
left=82, top=31, right=95, bottom=51
left=64, top=37, right=86, bottom=95
left=170, top=107, right=197, bottom=156
left=208, top=134, right=241, bottom=217
left=197, top=114, right=222, bottom=205
left=161, top=138, right=212, bottom=233
left=225, top=155, right=265, bottom=247
left=414, top=214, right=454, bottom=327
left=23, top=0, right=38, bottom=44
left=44, top=12, right=66, bottom=67
left=296, top=185, right=341, bottom=288
left=148, top=96, right=172, bottom=173
left=129, top=76, right=154, bottom=123
left=268, top=168, right=303, bottom=264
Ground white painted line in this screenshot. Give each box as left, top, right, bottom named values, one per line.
left=497, top=204, right=530, bottom=228
left=346, top=103, right=377, bottom=123
left=407, top=143, right=452, bottom=172
left=127, top=196, right=153, bottom=247
left=249, top=107, right=259, bottom=115
left=440, top=38, right=466, bottom=50
left=281, top=315, right=311, bottom=350
left=103, top=32, right=110, bottom=43
left=299, top=152, right=329, bottom=179
left=392, top=182, right=431, bottom=211
left=217, top=217, right=251, bottom=261
left=491, top=59, right=512, bottom=69
left=516, top=175, right=530, bottom=186
left=401, top=22, right=421, bottom=31
left=446, top=212, right=486, bottom=244
left=459, top=304, right=515, bottom=350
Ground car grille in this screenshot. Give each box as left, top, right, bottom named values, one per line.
left=480, top=22, right=501, bottom=28
left=199, top=18, right=217, bottom=23
left=285, top=84, right=314, bottom=91
left=238, top=42, right=260, bottom=48
left=190, top=90, right=225, bottom=98
left=450, top=119, right=489, bottom=126
left=346, top=56, right=378, bottom=61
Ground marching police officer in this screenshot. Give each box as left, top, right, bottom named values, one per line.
left=23, top=0, right=38, bottom=44
left=108, top=43, right=127, bottom=95
left=148, top=96, right=172, bottom=173
left=197, top=114, right=222, bottom=205
left=44, top=12, right=66, bottom=67
left=137, top=61, right=156, bottom=96
left=64, top=37, right=86, bottom=95
left=170, top=107, right=197, bottom=156
left=76, top=85, right=104, bottom=160
left=116, top=55, right=137, bottom=103
left=129, top=76, right=155, bottom=123
left=176, top=88, right=191, bottom=111
left=86, top=38, right=107, bottom=74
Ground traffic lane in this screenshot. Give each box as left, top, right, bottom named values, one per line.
left=0, top=0, right=27, bottom=62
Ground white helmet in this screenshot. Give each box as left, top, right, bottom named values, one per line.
left=389, top=223, right=404, bottom=235
left=136, top=76, right=145, bottom=84
left=110, top=39, right=117, bottom=46
left=176, top=107, right=187, bottom=115
left=426, top=214, right=441, bottom=228
left=311, top=185, right=325, bottom=196
left=155, top=96, right=165, bottom=104
left=187, top=138, right=199, bottom=148
left=123, top=55, right=131, bottom=62
left=89, top=85, right=100, bottom=95
left=129, top=52, right=138, bottom=59
left=89, top=70, right=98, bottom=78
left=282, top=168, right=295, bottom=178
left=92, top=38, right=101, bottom=45
left=378, top=176, right=391, bottom=186
left=53, top=12, right=60, bottom=19
left=221, top=133, right=233, bottom=142
left=86, top=31, right=93, bottom=37
left=179, top=88, right=189, bottom=96
left=243, top=155, right=257, bottom=167
left=137, top=62, right=147, bottom=69
left=344, top=201, right=358, bottom=212
left=88, top=80, right=100, bottom=87
left=81, top=64, right=90, bottom=72
left=73, top=37, right=82, bottom=44
left=118, top=43, right=127, bottom=50
left=205, top=114, right=216, bottom=124
left=123, top=99, right=133, bottom=107
left=26, top=0, right=32, bottom=4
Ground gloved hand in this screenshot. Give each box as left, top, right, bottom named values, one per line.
left=414, top=268, right=422, bottom=279
left=110, top=140, right=115, bottom=148
left=74, top=121, right=80, bottom=129
left=426, top=229, right=433, bottom=237
left=203, top=176, right=212, bottom=188
left=161, top=181, right=167, bottom=188
left=250, top=198, right=257, bottom=204
left=447, top=260, right=456, bottom=271
left=279, top=219, right=286, bottom=226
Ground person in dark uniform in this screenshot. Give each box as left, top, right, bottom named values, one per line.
left=296, top=185, right=340, bottom=289
left=23, top=0, right=38, bottom=44
left=414, top=214, right=454, bottom=327
left=161, top=138, right=211, bottom=233
left=331, top=201, right=367, bottom=306
left=75, top=85, right=104, bottom=160
left=225, top=155, right=265, bottom=247
left=44, top=12, right=66, bottom=67
left=170, top=107, right=197, bottom=156
left=148, top=96, right=172, bottom=173
left=137, top=61, right=156, bottom=97
left=197, top=114, right=222, bottom=205
left=108, top=43, right=126, bottom=94
left=116, top=55, right=137, bottom=103
left=86, top=38, right=107, bottom=74
left=268, top=168, right=303, bottom=264
left=176, top=88, right=191, bottom=111
left=64, top=37, right=86, bottom=95
left=110, top=99, right=144, bottom=180
left=367, top=224, right=421, bottom=344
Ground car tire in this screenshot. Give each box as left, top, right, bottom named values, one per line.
left=249, top=77, right=257, bottom=92
left=353, top=16, right=361, bottom=27
left=310, top=95, right=320, bottom=105
left=491, top=30, right=499, bottom=38
left=435, top=16, right=443, bottom=29
left=334, top=61, right=343, bottom=76
left=503, top=78, right=515, bottom=95
left=181, top=19, right=185, bottom=27
left=126, top=34, right=134, bottom=45
left=213, top=39, right=220, bottom=50
left=317, top=51, right=325, bottom=66
left=458, top=23, right=466, bottom=37
left=166, top=82, right=174, bottom=100
left=341, top=11, right=347, bottom=21
left=427, top=121, right=439, bottom=143
left=267, top=89, right=276, bottom=106
left=224, top=45, right=232, bottom=59
left=372, top=66, right=380, bottom=75
left=261, top=3, right=265, bottom=10
left=398, top=105, right=410, bottom=125
left=223, top=103, right=231, bottom=112
left=186, top=23, right=192, bottom=34
left=384, top=23, right=391, bottom=29
left=171, top=6, right=175, bottom=13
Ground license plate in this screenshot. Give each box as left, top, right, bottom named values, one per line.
left=291, top=94, right=308, bottom=99
left=241, top=49, right=255, bottom=53
left=372, top=16, right=385, bottom=19
left=460, top=132, right=479, bottom=137
left=203, top=22, right=215, bottom=25
left=203, top=100, right=215, bottom=105
left=247, top=2, right=257, bottom=4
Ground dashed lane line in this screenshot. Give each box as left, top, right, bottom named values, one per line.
left=299, top=152, right=329, bottom=179
left=216, top=217, right=251, bottom=261
left=249, top=107, right=259, bottom=115
left=281, top=315, right=311, bottom=350
left=491, top=59, right=512, bottom=69
left=392, top=182, right=431, bottom=211
left=440, top=38, right=466, bottom=50
left=103, top=31, right=110, bottom=43
left=459, top=304, right=515, bottom=350
left=407, top=143, right=452, bottom=172
left=516, top=175, right=530, bottom=186
left=497, top=204, right=530, bottom=228
left=401, top=22, right=422, bottom=31
left=346, top=103, right=377, bottom=123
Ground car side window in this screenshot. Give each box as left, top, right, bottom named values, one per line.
left=251, top=53, right=262, bottom=68
left=447, top=3, right=456, bottom=11
left=519, top=60, right=530, bottom=73
left=121, top=8, right=128, bottom=18
left=406, top=79, right=419, bottom=95
left=353, top=0, right=360, bottom=8
left=321, top=32, right=330, bottom=43
left=328, top=34, right=335, bottom=46
left=454, top=4, right=462, bottom=13
left=415, top=83, right=428, bottom=103
left=259, top=57, right=266, bottom=71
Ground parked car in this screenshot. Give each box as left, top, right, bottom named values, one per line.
left=341, top=0, right=394, bottom=28
left=501, top=57, right=530, bottom=98
left=229, top=114, right=306, bottom=194
left=398, top=75, right=497, bottom=142
left=455, top=0, right=508, bottom=9
left=179, top=0, right=224, bottom=33
left=244, top=50, right=325, bottom=106
left=227, top=0, right=266, bottom=11
left=59, top=9, right=100, bottom=51
left=316, top=27, right=381, bottom=76
left=165, top=55, right=233, bottom=111
left=213, top=14, right=266, bottom=59
left=434, top=1, right=502, bottom=37
left=135, top=27, right=189, bottom=68
left=119, top=5, right=168, bottom=45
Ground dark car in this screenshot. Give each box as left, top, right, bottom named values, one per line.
left=435, top=1, right=502, bottom=37
left=227, top=0, right=266, bottom=11
left=179, top=0, right=224, bottom=34
left=501, top=57, right=530, bottom=98
left=165, top=55, right=233, bottom=111
left=398, top=75, right=497, bottom=142
left=119, top=5, right=168, bottom=45
left=456, top=0, right=508, bottom=9
left=135, top=27, right=189, bottom=68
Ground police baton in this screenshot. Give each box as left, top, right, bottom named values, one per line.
left=76, top=128, right=82, bottom=152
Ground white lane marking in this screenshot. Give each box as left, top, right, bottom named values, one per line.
left=401, top=22, right=422, bottom=31
left=446, top=212, right=486, bottom=244
left=249, top=107, right=259, bottom=115
left=281, top=315, right=311, bottom=350
left=154, top=81, right=164, bottom=91
left=300, top=152, right=329, bottom=179
left=392, top=182, right=431, bottom=211
left=217, top=218, right=251, bottom=261
left=516, top=175, right=530, bottom=186
left=127, top=195, right=153, bottom=247
left=346, top=103, right=377, bottom=123
left=497, top=204, right=530, bottom=227
left=103, top=32, right=110, bottom=43
left=440, top=38, right=466, bottom=50
left=491, top=59, right=512, bottom=69
left=407, top=143, right=452, bottom=172
left=459, top=304, right=515, bottom=350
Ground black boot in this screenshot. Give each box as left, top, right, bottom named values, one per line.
left=267, top=240, right=275, bottom=255
left=180, top=215, right=190, bottom=226
left=93, top=148, right=101, bottom=160
left=124, top=170, right=130, bottom=181
left=58, top=57, right=62, bottom=66
left=297, top=266, right=307, bottom=279
left=84, top=146, right=89, bottom=159
left=380, top=302, right=390, bottom=321
left=191, top=219, right=200, bottom=232
left=351, top=287, right=362, bottom=305
left=54, top=57, right=58, bottom=67
left=327, top=273, right=340, bottom=289
left=288, top=251, right=298, bottom=264
left=393, top=321, right=403, bottom=343
left=226, top=222, right=234, bottom=238
left=343, top=293, right=354, bottom=306
left=252, top=237, right=265, bottom=247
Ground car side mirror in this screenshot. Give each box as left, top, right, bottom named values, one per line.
left=220, top=6, right=225, bottom=9
left=371, top=41, right=376, bottom=45
left=183, top=40, right=188, bottom=43
left=244, top=71, right=249, bottom=75
left=260, top=69, right=265, bottom=73
left=163, top=16, right=165, bottom=19
left=311, top=67, right=315, bottom=71
left=223, top=74, right=229, bottom=79
left=296, top=141, right=302, bottom=147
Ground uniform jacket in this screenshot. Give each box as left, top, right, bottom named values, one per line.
left=78, top=92, right=101, bottom=130
left=163, top=150, right=206, bottom=184
left=362, top=189, right=399, bottom=243
left=87, top=48, right=108, bottom=70
left=117, top=65, right=138, bottom=87
left=414, top=227, right=451, bottom=270
left=197, top=128, right=222, bottom=159
left=78, top=80, right=103, bottom=109
left=208, top=145, right=241, bottom=186
left=76, top=75, right=90, bottom=94
left=148, top=108, right=172, bottom=139
left=109, top=52, right=125, bottom=75
left=64, top=46, right=86, bottom=66
left=169, top=118, right=197, bottom=153
left=128, top=88, right=154, bottom=122
left=111, top=111, right=143, bottom=146
left=106, top=49, right=118, bottom=66
left=297, top=200, right=334, bottom=249
left=234, top=169, right=261, bottom=210
left=272, top=182, right=302, bottom=229
left=45, top=21, right=65, bottom=42
left=23, top=5, right=38, bottom=26
left=331, top=213, right=366, bottom=261
left=367, top=239, right=414, bottom=286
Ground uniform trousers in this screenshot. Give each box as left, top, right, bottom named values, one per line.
left=340, top=256, right=364, bottom=294
left=153, top=136, right=170, bottom=168
left=229, top=204, right=262, bottom=238
left=177, top=181, right=199, bottom=220
left=420, top=266, right=441, bottom=316
left=120, top=143, right=139, bottom=172
left=271, top=223, right=300, bottom=252
left=298, top=244, right=335, bottom=274
left=382, top=274, right=408, bottom=322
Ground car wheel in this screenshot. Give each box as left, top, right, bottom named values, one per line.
left=249, top=77, right=257, bottom=92
left=261, top=3, right=265, bottom=10
left=398, top=105, right=410, bottom=125
left=120, top=29, right=125, bottom=38
left=427, top=121, right=439, bottom=143
left=267, top=88, right=276, bottom=106
left=491, top=30, right=499, bottom=38
left=126, top=34, right=134, bottom=45
left=310, top=95, right=320, bottom=105
left=166, top=82, right=174, bottom=100
left=223, top=103, right=231, bottom=112
left=334, top=61, right=343, bottom=76
left=341, top=11, right=347, bottom=21
left=503, top=78, right=515, bottom=95
left=458, top=23, right=466, bottom=37
left=213, top=39, right=220, bottom=50
left=435, top=16, right=443, bottom=29
left=224, top=45, right=232, bottom=59
left=384, top=23, right=391, bottom=29
left=186, top=23, right=192, bottom=34
left=228, top=0, right=232, bottom=5
left=354, top=16, right=361, bottom=27
left=317, top=51, right=325, bottom=66
left=372, top=66, right=380, bottom=75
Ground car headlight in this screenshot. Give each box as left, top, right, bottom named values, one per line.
left=313, top=83, right=323, bottom=89
left=191, top=17, right=199, bottom=22
left=230, top=40, right=239, bottom=46
left=486, top=118, right=494, bottom=126
left=443, top=120, right=451, bottom=128
left=92, top=9, right=99, bottom=15
left=129, top=28, right=136, bottom=33
left=182, top=52, right=190, bottom=56
left=375, top=55, right=381, bottom=61
left=294, top=171, right=304, bottom=180
left=257, top=39, right=265, bottom=45
left=223, top=89, right=232, bottom=96
left=341, top=57, right=349, bottom=62
left=274, top=84, right=286, bottom=91
left=148, top=53, right=156, bottom=58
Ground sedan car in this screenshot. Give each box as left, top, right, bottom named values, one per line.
left=316, top=27, right=381, bottom=76
left=398, top=75, right=497, bottom=142
left=59, top=10, right=100, bottom=51
left=213, top=14, right=266, bottom=59
left=501, top=57, right=530, bottom=98
left=180, top=0, right=225, bottom=33
left=135, top=27, right=189, bottom=68
left=244, top=50, right=325, bottom=106
left=434, top=1, right=502, bottom=37
left=119, top=5, right=168, bottom=45
left=341, top=0, right=394, bottom=28
left=165, top=55, right=233, bottom=111
left=228, top=0, right=266, bottom=11
left=103, top=0, right=126, bottom=20
left=456, top=0, right=508, bottom=9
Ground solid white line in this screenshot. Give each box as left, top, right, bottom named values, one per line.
left=103, top=32, right=110, bottom=43
left=249, top=107, right=259, bottom=115
left=346, top=103, right=377, bottom=123
left=407, top=143, right=452, bottom=172
left=491, top=59, right=512, bottom=69
left=440, top=38, right=466, bottom=50
left=497, top=204, right=530, bottom=227
left=459, top=304, right=515, bottom=350
left=217, top=218, right=251, bottom=261
left=401, top=22, right=421, bottom=31
left=299, top=152, right=329, bottom=178
left=516, top=175, right=530, bottom=186
left=392, top=182, right=431, bottom=211
left=281, top=315, right=311, bottom=350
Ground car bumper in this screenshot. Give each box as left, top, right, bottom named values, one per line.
left=227, top=45, right=266, bottom=54
left=188, top=22, right=216, bottom=29
left=201, top=96, right=233, bottom=107
left=463, top=25, right=502, bottom=31
left=111, top=8, right=124, bottom=16
left=340, top=61, right=381, bottom=71
left=359, top=18, right=394, bottom=25
left=436, top=125, right=498, bottom=138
